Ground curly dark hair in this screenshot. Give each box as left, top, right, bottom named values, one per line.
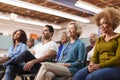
left=13, top=29, right=27, bottom=44
left=93, top=7, right=120, bottom=30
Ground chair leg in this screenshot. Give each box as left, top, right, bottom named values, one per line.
left=20, top=74, right=35, bottom=80
left=29, top=76, right=34, bottom=80
left=21, top=76, right=27, bottom=80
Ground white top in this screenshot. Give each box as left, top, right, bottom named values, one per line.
left=33, top=41, right=58, bottom=58
left=87, top=47, right=95, bottom=61
left=28, top=46, right=34, bottom=53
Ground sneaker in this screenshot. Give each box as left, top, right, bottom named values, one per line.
left=0, top=64, right=5, bottom=71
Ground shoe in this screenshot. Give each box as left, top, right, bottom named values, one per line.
left=0, top=64, right=5, bottom=71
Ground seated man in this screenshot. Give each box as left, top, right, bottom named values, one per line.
left=86, top=33, right=98, bottom=53
left=0, top=25, right=58, bottom=80
left=86, top=33, right=98, bottom=65
left=27, top=38, right=35, bottom=53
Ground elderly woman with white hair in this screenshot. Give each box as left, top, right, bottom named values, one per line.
left=35, top=21, right=86, bottom=80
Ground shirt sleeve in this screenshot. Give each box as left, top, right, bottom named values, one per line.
left=91, top=39, right=99, bottom=64
left=20, top=44, right=27, bottom=53
left=6, top=45, right=13, bottom=57
left=49, top=41, right=58, bottom=53
left=71, top=42, right=86, bottom=67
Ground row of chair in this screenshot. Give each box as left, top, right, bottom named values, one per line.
left=18, top=73, right=73, bottom=80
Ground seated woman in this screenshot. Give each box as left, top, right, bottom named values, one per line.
left=35, top=21, right=86, bottom=80
left=0, top=29, right=27, bottom=80
left=56, top=31, right=69, bottom=61
left=73, top=7, right=120, bottom=80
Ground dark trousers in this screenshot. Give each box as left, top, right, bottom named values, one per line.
left=3, top=50, right=41, bottom=80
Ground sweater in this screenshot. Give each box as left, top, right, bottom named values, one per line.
left=58, top=39, right=86, bottom=75
left=91, top=34, right=120, bottom=68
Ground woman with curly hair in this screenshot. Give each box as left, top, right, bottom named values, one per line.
left=0, top=29, right=27, bottom=80
left=74, top=7, right=120, bottom=80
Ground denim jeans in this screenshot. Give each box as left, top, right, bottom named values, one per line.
left=73, top=66, right=120, bottom=80
left=4, top=65, right=18, bottom=80
left=3, top=50, right=41, bottom=80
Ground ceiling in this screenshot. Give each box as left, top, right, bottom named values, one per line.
left=0, top=0, right=120, bottom=25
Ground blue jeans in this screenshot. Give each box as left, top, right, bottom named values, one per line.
left=73, top=66, right=120, bottom=80
left=4, top=65, right=16, bottom=80
left=3, top=50, right=41, bottom=80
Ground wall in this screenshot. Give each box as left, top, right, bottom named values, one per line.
left=0, top=35, right=42, bottom=49
left=0, top=35, right=12, bottom=49
left=0, top=19, right=42, bottom=37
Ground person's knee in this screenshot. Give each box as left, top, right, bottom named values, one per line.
left=74, top=67, right=88, bottom=80
left=5, top=65, right=14, bottom=72
left=73, top=70, right=84, bottom=80
left=40, top=62, right=49, bottom=71
left=5, top=65, right=16, bottom=76
left=73, top=73, right=81, bottom=80
left=42, top=62, right=51, bottom=68
left=46, top=71, right=55, bottom=78
left=22, top=50, right=30, bottom=56
left=22, top=50, right=29, bottom=53
left=86, top=73, right=98, bottom=80
left=4, top=65, right=16, bottom=80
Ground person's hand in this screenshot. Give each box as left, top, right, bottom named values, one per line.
left=0, top=58, right=4, bottom=63
left=23, top=61, right=34, bottom=71
left=93, top=64, right=100, bottom=70
left=0, top=57, right=10, bottom=63
left=88, top=61, right=96, bottom=72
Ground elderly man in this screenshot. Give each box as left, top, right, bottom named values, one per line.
left=86, top=33, right=98, bottom=53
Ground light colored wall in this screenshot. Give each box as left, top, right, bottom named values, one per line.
left=80, top=23, right=98, bottom=38
left=0, top=19, right=42, bottom=37
left=0, top=35, right=12, bottom=49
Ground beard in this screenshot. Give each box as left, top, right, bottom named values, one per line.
left=42, top=35, right=50, bottom=40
